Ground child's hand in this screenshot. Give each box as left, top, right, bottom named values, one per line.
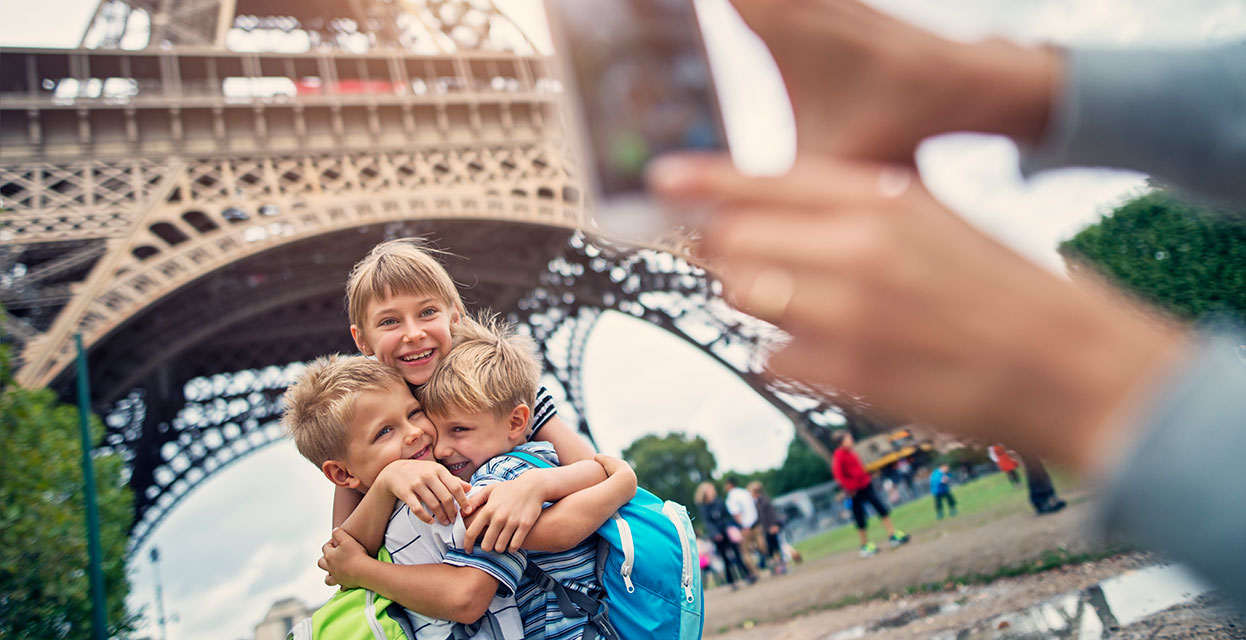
left=378, top=459, right=473, bottom=525
left=462, top=473, right=548, bottom=554
left=594, top=454, right=635, bottom=483
left=319, top=528, right=367, bottom=590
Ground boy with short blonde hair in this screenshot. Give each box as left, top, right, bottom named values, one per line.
left=331, top=237, right=596, bottom=533
left=283, top=354, right=525, bottom=639
left=422, top=314, right=613, bottom=639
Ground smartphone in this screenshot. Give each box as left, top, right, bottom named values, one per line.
left=545, top=0, right=729, bottom=239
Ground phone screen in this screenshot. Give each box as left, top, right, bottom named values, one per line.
left=547, top=0, right=728, bottom=201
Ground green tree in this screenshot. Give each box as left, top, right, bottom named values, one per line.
left=1061, top=191, right=1246, bottom=322
left=0, top=344, right=136, bottom=639
left=730, top=434, right=835, bottom=498
left=767, top=435, right=835, bottom=495
left=621, top=432, right=716, bottom=508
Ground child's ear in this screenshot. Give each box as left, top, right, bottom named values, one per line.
left=350, top=325, right=374, bottom=357
left=508, top=404, right=531, bottom=440
left=322, top=459, right=362, bottom=490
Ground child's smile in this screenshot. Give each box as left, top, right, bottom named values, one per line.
left=351, top=292, right=459, bottom=386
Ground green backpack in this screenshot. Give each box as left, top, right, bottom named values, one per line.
left=288, top=547, right=415, bottom=640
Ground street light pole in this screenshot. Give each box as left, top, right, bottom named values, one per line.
left=75, top=333, right=108, bottom=640
left=151, top=547, right=169, bottom=640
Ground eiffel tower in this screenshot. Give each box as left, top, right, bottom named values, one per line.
left=0, top=0, right=854, bottom=548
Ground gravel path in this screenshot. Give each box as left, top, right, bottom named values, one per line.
left=705, top=495, right=1244, bottom=639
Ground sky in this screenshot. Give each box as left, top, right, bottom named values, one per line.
left=2, top=0, right=1245, bottom=639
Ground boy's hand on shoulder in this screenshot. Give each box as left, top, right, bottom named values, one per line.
left=595, top=454, right=636, bottom=484
left=462, top=472, right=548, bottom=554
left=378, top=459, right=473, bottom=525
left=319, top=528, right=367, bottom=591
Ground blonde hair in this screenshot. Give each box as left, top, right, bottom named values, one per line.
left=281, top=354, right=406, bottom=466
left=695, top=482, right=717, bottom=504
left=419, top=312, right=539, bottom=421
left=346, top=238, right=465, bottom=331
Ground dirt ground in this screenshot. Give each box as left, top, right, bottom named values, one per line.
left=704, top=496, right=1244, bottom=639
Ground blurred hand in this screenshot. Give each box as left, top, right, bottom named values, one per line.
left=650, top=152, right=1184, bottom=472
left=319, top=528, right=367, bottom=590
left=378, top=459, right=472, bottom=525
left=728, top=0, right=1056, bottom=160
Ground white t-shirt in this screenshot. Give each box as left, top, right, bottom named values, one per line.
left=385, top=499, right=526, bottom=639
left=724, top=487, right=759, bottom=529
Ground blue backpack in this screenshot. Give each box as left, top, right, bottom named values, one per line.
left=503, top=450, right=703, bottom=640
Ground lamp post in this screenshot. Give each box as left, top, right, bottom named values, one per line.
left=151, top=546, right=169, bottom=640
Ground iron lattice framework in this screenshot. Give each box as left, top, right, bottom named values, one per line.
left=0, top=0, right=855, bottom=549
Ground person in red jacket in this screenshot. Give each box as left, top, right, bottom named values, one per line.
left=988, top=444, right=1022, bottom=487
left=832, top=432, right=910, bottom=557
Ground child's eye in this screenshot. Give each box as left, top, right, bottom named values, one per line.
left=407, top=409, right=423, bottom=420
left=378, top=317, right=397, bottom=327
left=420, top=307, right=438, bottom=318
left=375, top=426, right=393, bottom=440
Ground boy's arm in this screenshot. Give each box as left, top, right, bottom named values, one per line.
left=319, top=528, right=498, bottom=623
left=537, top=415, right=596, bottom=464
left=340, top=460, right=473, bottom=555
left=523, top=454, right=638, bottom=553
left=461, top=457, right=608, bottom=553
left=332, top=485, right=363, bottom=529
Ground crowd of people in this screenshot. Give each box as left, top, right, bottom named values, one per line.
left=694, top=478, right=791, bottom=589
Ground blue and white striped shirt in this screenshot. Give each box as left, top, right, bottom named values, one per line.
left=471, top=442, right=598, bottom=640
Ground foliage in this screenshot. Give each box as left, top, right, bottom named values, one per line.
left=734, top=435, right=834, bottom=497
left=1061, top=191, right=1246, bottom=322
left=621, top=432, right=716, bottom=509
left=0, top=344, right=137, bottom=639
left=932, top=445, right=990, bottom=468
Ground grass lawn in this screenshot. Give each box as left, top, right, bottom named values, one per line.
left=793, top=472, right=1077, bottom=562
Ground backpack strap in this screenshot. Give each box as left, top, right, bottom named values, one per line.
left=500, top=449, right=554, bottom=469
left=452, top=610, right=505, bottom=640
left=521, top=563, right=619, bottom=640
left=502, top=449, right=621, bottom=640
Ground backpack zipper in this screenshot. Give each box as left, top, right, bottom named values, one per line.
left=364, top=590, right=388, bottom=640
left=661, top=502, right=696, bottom=604
left=611, top=512, right=636, bottom=593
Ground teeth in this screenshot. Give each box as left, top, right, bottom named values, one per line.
left=399, top=349, right=434, bottom=363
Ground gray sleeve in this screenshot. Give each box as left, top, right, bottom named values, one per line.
left=1097, top=332, right=1246, bottom=610
left=1021, top=43, right=1246, bottom=203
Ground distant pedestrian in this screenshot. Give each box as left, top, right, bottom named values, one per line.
left=989, top=444, right=1021, bottom=486
left=895, top=457, right=916, bottom=496
left=831, top=432, right=910, bottom=557
left=748, top=481, right=787, bottom=575
left=1022, top=454, right=1067, bottom=515
left=696, top=536, right=716, bottom=586
left=930, top=463, right=958, bottom=519
left=696, top=482, right=754, bottom=589
left=724, top=476, right=766, bottom=573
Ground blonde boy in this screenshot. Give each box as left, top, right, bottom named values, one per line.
left=334, top=238, right=596, bottom=532
left=421, top=315, right=620, bottom=640
left=286, top=353, right=636, bottom=638
left=283, top=355, right=524, bottom=639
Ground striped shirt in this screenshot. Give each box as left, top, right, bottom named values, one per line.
left=529, top=386, right=558, bottom=440
left=387, top=501, right=526, bottom=639
left=471, top=442, right=598, bottom=640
